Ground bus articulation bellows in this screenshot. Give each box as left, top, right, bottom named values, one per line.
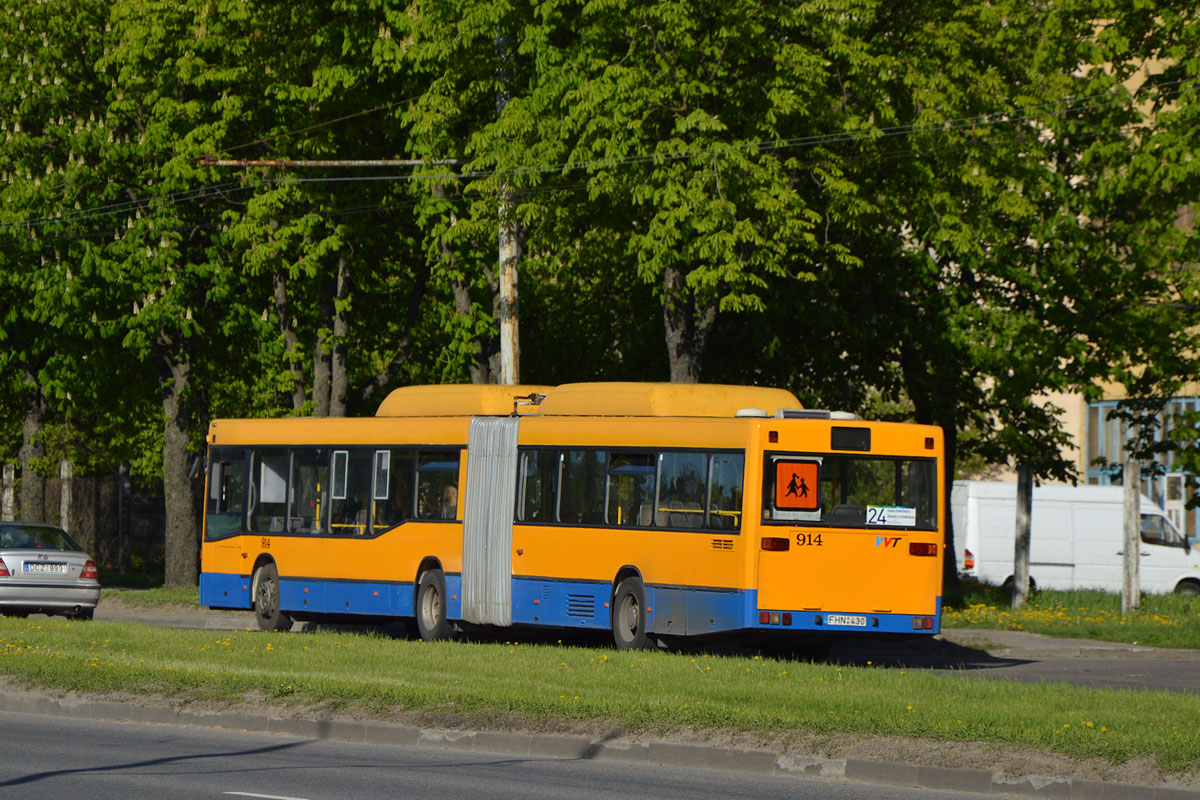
left=200, top=382, right=944, bottom=649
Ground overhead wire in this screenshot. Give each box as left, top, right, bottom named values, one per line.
left=0, top=76, right=1194, bottom=242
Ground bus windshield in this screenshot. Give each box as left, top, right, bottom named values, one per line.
left=763, top=452, right=937, bottom=529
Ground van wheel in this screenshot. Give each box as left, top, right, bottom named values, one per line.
left=253, top=563, right=292, bottom=632
left=1175, top=581, right=1200, bottom=596
left=612, top=577, right=651, bottom=651
left=416, top=570, right=452, bottom=641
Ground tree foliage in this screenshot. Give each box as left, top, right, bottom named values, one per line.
left=0, top=0, right=1196, bottom=588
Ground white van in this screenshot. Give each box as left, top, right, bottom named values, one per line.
left=950, top=480, right=1200, bottom=595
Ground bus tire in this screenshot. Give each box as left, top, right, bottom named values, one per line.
left=253, top=563, right=292, bottom=632
left=612, top=576, right=650, bottom=651
left=416, top=569, right=452, bottom=641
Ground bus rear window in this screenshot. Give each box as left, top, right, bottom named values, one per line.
left=763, top=453, right=936, bottom=529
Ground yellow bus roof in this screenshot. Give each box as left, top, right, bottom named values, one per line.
left=375, top=384, right=555, bottom=417
left=537, top=382, right=802, bottom=418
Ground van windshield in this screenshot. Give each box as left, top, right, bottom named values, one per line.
left=1141, top=515, right=1188, bottom=548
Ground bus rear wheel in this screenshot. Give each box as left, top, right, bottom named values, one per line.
left=612, top=577, right=650, bottom=651
left=416, top=569, right=452, bottom=641
left=253, top=563, right=292, bottom=632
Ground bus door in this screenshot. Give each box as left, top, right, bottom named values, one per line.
left=461, top=416, right=521, bottom=626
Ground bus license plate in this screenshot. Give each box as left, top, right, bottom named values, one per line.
left=25, top=562, right=67, bottom=574
left=827, top=614, right=867, bottom=627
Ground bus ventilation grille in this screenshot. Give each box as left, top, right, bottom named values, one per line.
left=711, top=539, right=734, bottom=551
left=566, top=594, right=595, bottom=618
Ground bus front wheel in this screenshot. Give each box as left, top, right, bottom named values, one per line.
left=253, top=563, right=292, bottom=632
left=416, top=570, right=452, bottom=641
left=612, top=577, right=650, bottom=651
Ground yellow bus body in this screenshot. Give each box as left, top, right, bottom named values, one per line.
left=200, top=383, right=943, bottom=641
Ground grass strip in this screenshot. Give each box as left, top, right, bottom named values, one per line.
left=100, top=586, right=201, bottom=608
left=2, top=617, right=1198, bottom=774
left=944, top=586, right=1200, bottom=649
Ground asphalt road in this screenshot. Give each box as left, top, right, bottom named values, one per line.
left=0, top=710, right=1016, bottom=800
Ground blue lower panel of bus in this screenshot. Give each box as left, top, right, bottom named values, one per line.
left=200, top=571, right=464, bottom=621
left=278, top=575, right=463, bottom=620
left=200, top=572, right=251, bottom=609
left=203, top=569, right=939, bottom=636
left=510, top=578, right=746, bottom=634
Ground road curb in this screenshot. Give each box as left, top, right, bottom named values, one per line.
left=0, top=688, right=1195, bottom=798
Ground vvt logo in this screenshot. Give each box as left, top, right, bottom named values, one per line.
left=875, top=536, right=901, bottom=548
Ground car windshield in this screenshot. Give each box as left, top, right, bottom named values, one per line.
left=0, top=525, right=82, bottom=551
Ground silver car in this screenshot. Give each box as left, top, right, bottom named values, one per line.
left=0, top=523, right=100, bottom=620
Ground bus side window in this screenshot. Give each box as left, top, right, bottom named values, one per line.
left=290, top=448, right=329, bottom=534
left=205, top=448, right=246, bottom=539
left=416, top=451, right=460, bottom=520
left=560, top=450, right=606, bottom=525
left=330, top=449, right=373, bottom=534
left=374, top=450, right=414, bottom=532
left=708, top=453, right=744, bottom=531
left=606, top=452, right=655, bottom=527
left=248, top=449, right=289, bottom=533
left=518, top=449, right=558, bottom=522
left=658, top=451, right=706, bottom=529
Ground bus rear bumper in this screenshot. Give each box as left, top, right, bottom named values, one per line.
left=752, top=595, right=942, bottom=635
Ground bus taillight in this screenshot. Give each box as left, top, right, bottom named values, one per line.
left=761, top=537, right=790, bottom=552
left=909, top=543, right=937, bottom=557
left=912, top=616, right=935, bottom=630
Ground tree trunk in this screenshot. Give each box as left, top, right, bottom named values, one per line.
left=161, top=347, right=198, bottom=588
left=347, top=258, right=431, bottom=414
left=313, top=274, right=334, bottom=417
left=940, top=419, right=961, bottom=594
left=901, top=339, right=961, bottom=595
left=663, top=264, right=716, bottom=383
left=453, top=279, right=491, bottom=384
left=18, top=370, right=47, bottom=522
left=330, top=255, right=350, bottom=417
left=273, top=270, right=307, bottom=411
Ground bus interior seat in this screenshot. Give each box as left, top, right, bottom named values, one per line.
left=637, top=503, right=653, bottom=526
left=669, top=502, right=704, bottom=528
left=709, top=513, right=734, bottom=530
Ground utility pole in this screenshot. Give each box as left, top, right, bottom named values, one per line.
left=1122, top=449, right=1141, bottom=615
left=495, top=26, right=520, bottom=385
left=1012, top=464, right=1033, bottom=609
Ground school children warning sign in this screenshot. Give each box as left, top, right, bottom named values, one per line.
left=775, top=461, right=819, bottom=510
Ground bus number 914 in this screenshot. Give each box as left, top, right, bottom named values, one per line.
left=796, top=533, right=823, bottom=547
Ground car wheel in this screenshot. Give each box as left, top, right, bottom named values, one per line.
left=1174, top=581, right=1200, bottom=596
left=253, top=563, right=292, bottom=632
left=612, top=576, right=651, bottom=651
left=73, top=608, right=94, bottom=621
left=415, top=569, right=452, bottom=641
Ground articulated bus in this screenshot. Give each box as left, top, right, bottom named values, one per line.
left=200, top=383, right=944, bottom=649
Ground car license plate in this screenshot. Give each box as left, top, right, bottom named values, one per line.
left=24, top=562, right=67, bottom=574
left=827, top=614, right=867, bottom=627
